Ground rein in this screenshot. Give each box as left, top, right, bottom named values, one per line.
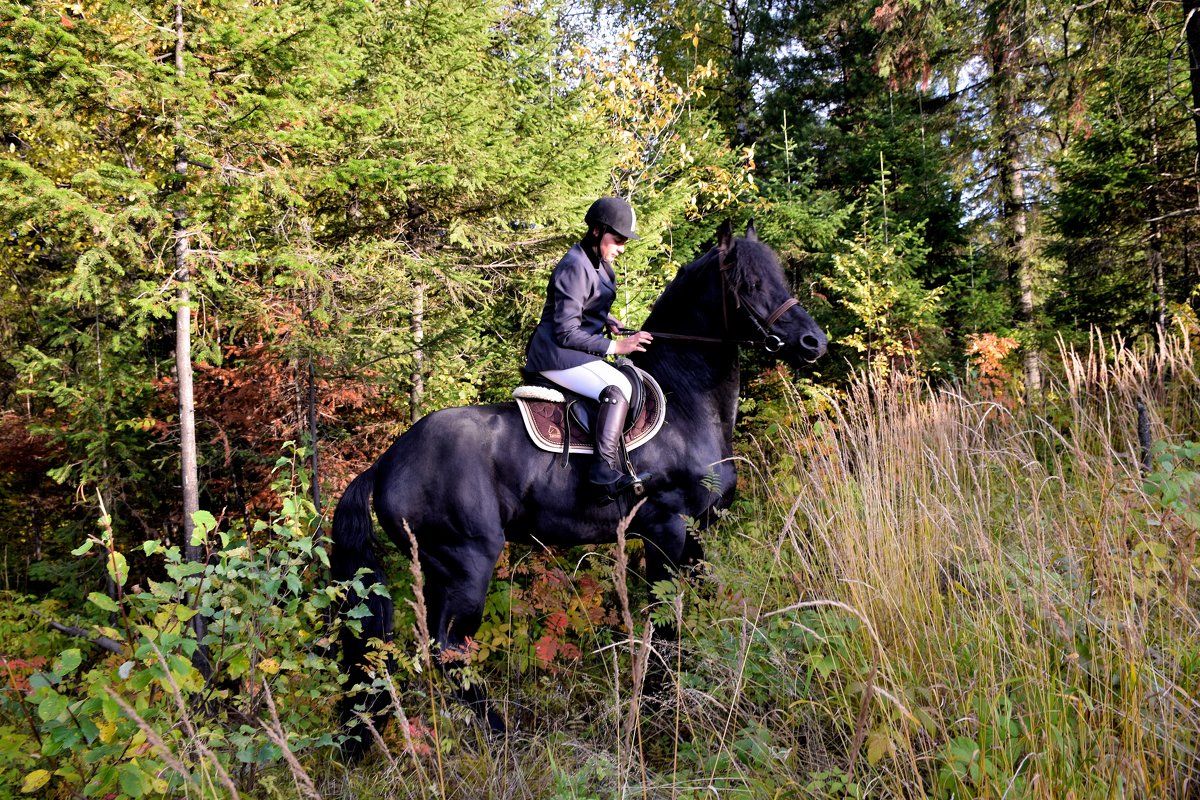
left=626, top=245, right=801, bottom=353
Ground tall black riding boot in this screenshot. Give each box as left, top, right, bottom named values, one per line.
left=589, top=385, right=651, bottom=498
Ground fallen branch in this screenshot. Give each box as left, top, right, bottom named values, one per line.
left=32, top=610, right=124, bottom=654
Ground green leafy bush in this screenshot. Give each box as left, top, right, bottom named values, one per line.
left=0, top=449, right=343, bottom=797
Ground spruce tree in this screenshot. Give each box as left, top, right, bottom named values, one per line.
left=0, top=0, right=611, bottom=592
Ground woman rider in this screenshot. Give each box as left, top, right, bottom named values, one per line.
left=524, top=197, right=654, bottom=498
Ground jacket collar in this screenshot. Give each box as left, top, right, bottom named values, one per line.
left=578, top=241, right=615, bottom=285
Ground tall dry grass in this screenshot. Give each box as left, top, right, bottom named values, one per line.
left=704, top=327, right=1200, bottom=797
left=322, top=328, right=1199, bottom=798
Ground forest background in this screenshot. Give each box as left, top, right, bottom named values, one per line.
left=1, top=0, right=1199, bottom=797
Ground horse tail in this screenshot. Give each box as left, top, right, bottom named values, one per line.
left=330, top=464, right=395, bottom=760
left=331, top=463, right=381, bottom=584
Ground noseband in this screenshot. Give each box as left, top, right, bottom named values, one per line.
left=727, top=286, right=799, bottom=354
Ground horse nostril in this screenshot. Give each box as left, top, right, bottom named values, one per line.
left=801, top=334, right=823, bottom=352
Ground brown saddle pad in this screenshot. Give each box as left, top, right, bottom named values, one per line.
left=513, top=369, right=666, bottom=455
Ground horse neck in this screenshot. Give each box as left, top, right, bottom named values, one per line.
left=638, top=345, right=741, bottom=438
left=635, top=255, right=743, bottom=440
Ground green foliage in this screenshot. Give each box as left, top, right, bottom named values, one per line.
left=0, top=0, right=622, bottom=590
left=563, top=26, right=759, bottom=330
left=1144, top=441, right=1200, bottom=529
left=1046, top=0, right=1199, bottom=337
left=1048, top=116, right=1163, bottom=333
left=474, top=549, right=618, bottom=674
left=1134, top=440, right=1200, bottom=601
left=1, top=339, right=1198, bottom=798
left=825, top=215, right=946, bottom=375
left=4, top=0, right=1200, bottom=795
left=0, top=454, right=344, bottom=797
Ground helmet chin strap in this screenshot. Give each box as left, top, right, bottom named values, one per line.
left=580, top=226, right=625, bottom=317
left=581, top=228, right=603, bottom=269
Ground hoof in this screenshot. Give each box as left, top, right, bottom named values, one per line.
left=337, top=732, right=375, bottom=764
left=485, top=706, right=508, bottom=735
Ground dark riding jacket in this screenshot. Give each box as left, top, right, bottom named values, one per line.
left=524, top=243, right=617, bottom=372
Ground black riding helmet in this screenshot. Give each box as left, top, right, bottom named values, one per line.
left=584, top=196, right=640, bottom=241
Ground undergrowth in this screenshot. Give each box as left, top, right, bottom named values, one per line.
left=2, top=328, right=1199, bottom=798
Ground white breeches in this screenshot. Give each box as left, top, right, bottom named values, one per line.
left=540, top=361, right=632, bottom=402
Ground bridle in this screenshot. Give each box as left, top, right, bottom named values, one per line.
left=632, top=243, right=800, bottom=353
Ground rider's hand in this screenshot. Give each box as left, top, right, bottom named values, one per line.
left=613, top=331, right=653, bottom=355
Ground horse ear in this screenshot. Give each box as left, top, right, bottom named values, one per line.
left=717, top=219, right=733, bottom=255
left=746, top=220, right=759, bottom=241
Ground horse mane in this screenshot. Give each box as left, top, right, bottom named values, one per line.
left=650, top=234, right=784, bottom=324
left=654, top=247, right=719, bottom=305
left=724, top=236, right=785, bottom=299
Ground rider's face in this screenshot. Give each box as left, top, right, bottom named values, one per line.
left=599, top=231, right=628, bottom=264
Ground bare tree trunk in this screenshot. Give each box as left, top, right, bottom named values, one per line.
left=32, top=509, right=42, bottom=563
left=102, top=490, right=117, bottom=609
left=727, top=0, right=750, bottom=145
left=410, top=279, right=425, bottom=423
left=305, top=283, right=322, bottom=517
left=306, top=356, right=322, bottom=514
left=1148, top=93, right=1168, bottom=336
left=990, top=0, right=1041, bottom=401
left=174, top=0, right=209, bottom=676
left=1184, top=0, right=1200, bottom=159
left=175, top=0, right=199, bottom=561
left=1012, top=160, right=1040, bottom=401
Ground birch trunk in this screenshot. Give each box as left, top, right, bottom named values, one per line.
left=174, top=0, right=209, bottom=675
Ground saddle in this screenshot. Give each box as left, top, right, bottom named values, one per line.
left=513, top=359, right=667, bottom=457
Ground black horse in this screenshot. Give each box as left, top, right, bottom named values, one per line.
left=330, top=221, right=827, bottom=754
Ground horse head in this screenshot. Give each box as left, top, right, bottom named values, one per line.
left=716, top=220, right=828, bottom=367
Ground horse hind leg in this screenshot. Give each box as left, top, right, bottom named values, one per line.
left=333, top=537, right=397, bottom=759
left=336, top=587, right=396, bottom=761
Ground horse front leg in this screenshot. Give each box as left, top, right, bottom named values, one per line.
left=626, top=506, right=695, bottom=716
left=639, top=502, right=691, bottom=589
left=635, top=506, right=694, bottom=651
left=420, top=540, right=507, bottom=733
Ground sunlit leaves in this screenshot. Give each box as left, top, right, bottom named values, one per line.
left=828, top=218, right=944, bottom=375
left=570, top=28, right=752, bottom=218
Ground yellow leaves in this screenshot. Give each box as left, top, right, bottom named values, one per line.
left=569, top=25, right=751, bottom=213
left=257, top=657, right=280, bottom=675
left=52, top=1, right=88, bottom=19
left=741, top=144, right=756, bottom=170
left=966, top=333, right=1021, bottom=405
left=21, top=770, right=52, bottom=793
left=866, top=728, right=897, bottom=765
left=149, top=602, right=198, bottom=635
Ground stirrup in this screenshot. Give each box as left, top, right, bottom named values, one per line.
left=592, top=470, right=650, bottom=500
